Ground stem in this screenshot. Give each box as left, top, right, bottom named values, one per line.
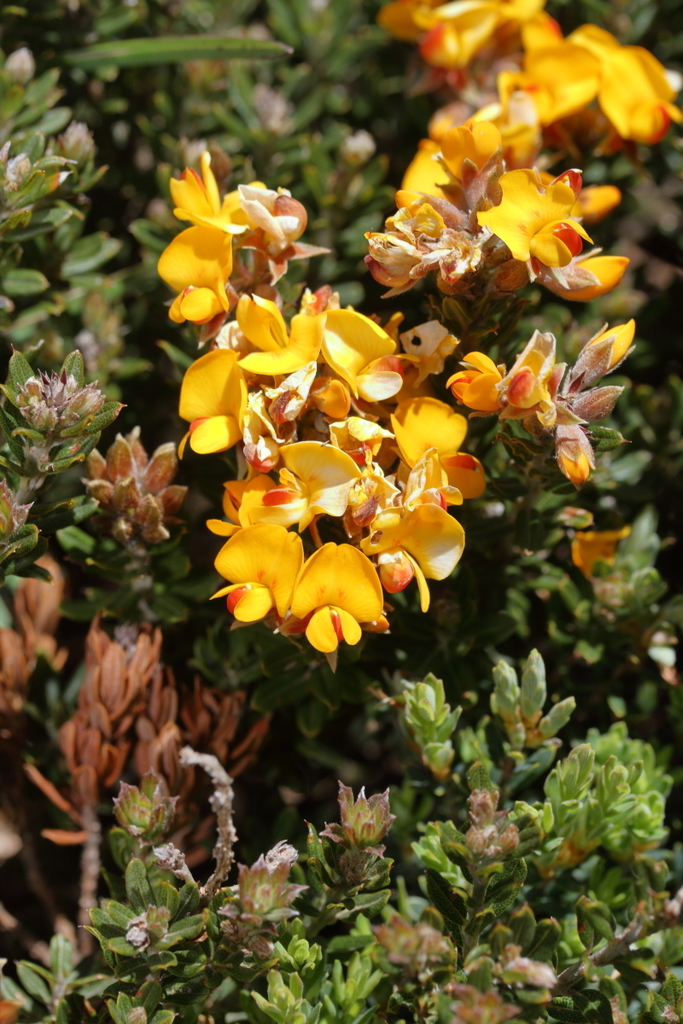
left=77, top=803, right=101, bottom=958
left=179, top=747, right=236, bottom=903
left=552, top=915, right=645, bottom=995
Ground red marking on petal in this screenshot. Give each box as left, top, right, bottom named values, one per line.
left=227, top=586, right=249, bottom=614
left=550, top=169, right=582, bottom=196
left=189, top=417, right=210, bottom=434
left=329, top=608, right=345, bottom=642
left=552, top=222, right=584, bottom=257
left=262, top=486, right=297, bottom=507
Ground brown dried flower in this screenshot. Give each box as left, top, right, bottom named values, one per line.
left=85, top=426, right=187, bottom=544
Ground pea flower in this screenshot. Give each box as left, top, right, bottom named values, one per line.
left=236, top=295, right=325, bottom=376
left=496, top=330, right=557, bottom=427
left=391, top=397, right=486, bottom=498
left=440, top=120, right=502, bottom=181
left=170, top=151, right=253, bottom=233
left=238, top=184, right=308, bottom=254
left=411, top=0, right=545, bottom=70
left=288, top=543, right=384, bottom=653
left=477, top=169, right=592, bottom=268
left=361, top=505, right=465, bottom=609
left=212, top=524, right=303, bottom=622
left=248, top=441, right=360, bottom=531
left=537, top=252, right=629, bottom=302
left=447, top=352, right=504, bottom=412
left=555, top=424, right=595, bottom=487
left=569, top=24, right=682, bottom=143
left=321, top=310, right=404, bottom=401
left=571, top=526, right=631, bottom=577
left=207, top=475, right=277, bottom=537
left=178, top=349, right=247, bottom=455
left=158, top=226, right=234, bottom=324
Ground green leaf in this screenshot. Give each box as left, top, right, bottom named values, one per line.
left=125, top=858, right=155, bottom=913
left=7, top=349, right=34, bottom=389
left=424, top=869, right=467, bottom=941
left=16, top=963, right=52, bottom=1005
left=61, top=233, right=122, bottom=277
left=2, top=268, right=49, bottom=296
left=63, top=35, right=292, bottom=69
left=467, top=761, right=494, bottom=792
left=49, top=934, right=73, bottom=979
left=60, top=350, right=85, bottom=387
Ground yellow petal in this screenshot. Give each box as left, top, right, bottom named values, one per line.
left=179, top=349, right=247, bottom=423
left=236, top=294, right=288, bottom=353
left=407, top=554, right=431, bottom=612
left=322, top=309, right=396, bottom=396
left=281, top=441, right=360, bottom=525
left=440, top=453, right=487, bottom=498
left=177, top=287, right=223, bottom=324
left=400, top=139, right=450, bottom=197
left=292, top=543, right=383, bottom=623
left=214, top=524, right=303, bottom=618
left=189, top=415, right=241, bottom=454
left=477, top=169, right=578, bottom=262
left=206, top=519, right=241, bottom=537
left=391, top=397, right=468, bottom=467
left=157, top=226, right=232, bottom=299
left=239, top=313, right=325, bottom=376
left=362, top=504, right=465, bottom=580
left=231, top=585, right=275, bottom=622
left=356, top=369, right=404, bottom=402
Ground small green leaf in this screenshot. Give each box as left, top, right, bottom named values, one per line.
left=2, top=268, right=49, bottom=296
left=63, top=35, right=292, bottom=69
left=125, top=858, right=155, bottom=913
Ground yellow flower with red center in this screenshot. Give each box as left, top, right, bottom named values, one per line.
left=207, top=475, right=277, bottom=537
left=447, top=352, right=504, bottom=412
left=477, top=169, right=592, bottom=267
left=248, top=441, right=360, bottom=532
left=571, top=526, right=631, bottom=577
left=170, top=151, right=255, bottom=233
left=361, top=504, right=465, bottom=610
left=158, top=226, right=233, bottom=324
left=236, top=295, right=325, bottom=376
left=568, top=24, right=682, bottom=143
left=289, top=543, right=384, bottom=653
left=391, top=397, right=486, bottom=498
left=321, top=310, right=405, bottom=402
left=412, top=0, right=545, bottom=70
left=178, top=350, right=247, bottom=456
left=212, top=524, right=304, bottom=622
left=497, top=330, right=557, bottom=426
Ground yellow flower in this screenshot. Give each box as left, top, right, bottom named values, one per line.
left=403, top=449, right=463, bottom=510
left=498, top=330, right=557, bottom=426
left=289, top=543, right=384, bottom=653
left=170, top=151, right=255, bottom=233
left=571, top=185, right=621, bottom=224
left=555, top=424, right=595, bottom=487
left=569, top=25, right=682, bottom=143
left=440, top=120, right=502, bottom=180
left=158, top=226, right=233, bottom=324
left=477, top=169, right=592, bottom=267
left=248, top=441, right=361, bottom=532
left=212, top=524, right=304, bottom=622
left=237, top=295, right=325, bottom=376
left=495, top=44, right=600, bottom=127
left=414, top=0, right=544, bottom=70
left=178, top=349, right=247, bottom=456
left=329, top=417, right=395, bottom=464
left=377, top=0, right=443, bottom=42
left=322, top=309, right=404, bottom=401
left=541, top=254, right=629, bottom=302
left=401, top=139, right=450, bottom=199
left=447, top=351, right=504, bottom=412
left=571, top=526, right=631, bottom=577
left=361, top=504, right=465, bottom=611
left=391, top=397, right=486, bottom=498
left=207, top=475, right=277, bottom=537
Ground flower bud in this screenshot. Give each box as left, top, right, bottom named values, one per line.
left=341, top=129, right=376, bottom=164
left=5, top=154, right=31, bottom=191
left=572, top=185, right=621, bottom=224
left=4, top=47, right=35, bottom=85
left=570, top=385, right=624, bottom=422
left=113, top=771, right=178, bottom=843
left=273, top=194, right=308, bottom=236
left=0, top=480, right=30, bottom=543
left=378, top=551, right=415, bottom=593
left=555, top=424, right=595, bottom=487
left=58, top=121, right=95, bottom=165
left=321, top=782, right=395, bottom=855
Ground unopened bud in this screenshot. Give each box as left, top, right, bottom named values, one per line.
left=570, top=385, right=623, bottom=422
left=273, top=194, right=308, bottom=236
left=499, top=823, right=520, bottom=853
left=113, top=772, right=178, bottom=843
left=5, top=154, right=31, bottom=190
left=321, top=782, right=395, bottom=855
left=58, top=121, right=95, bottom=164
left=378, top=551, right=415, bottom=593
left=5, top=47, right=35, bottom=85
left=341, top=129, right=376, bottom=164
left=555, top=424, right=595, bottom=487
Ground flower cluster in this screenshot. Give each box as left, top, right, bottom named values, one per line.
left=447, top=320, right=634, bottom=485
left=367, top=120, right=628, bottom=302
left=158, top=152, right=492, bottom=656
left=379, top=2, right=681, bottom=150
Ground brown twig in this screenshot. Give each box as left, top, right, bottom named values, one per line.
left=179, top=746, right=237, bottom=903
left=552, top=915, right=646, bottom=995
left=77, top=803, right=101, bottom=958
